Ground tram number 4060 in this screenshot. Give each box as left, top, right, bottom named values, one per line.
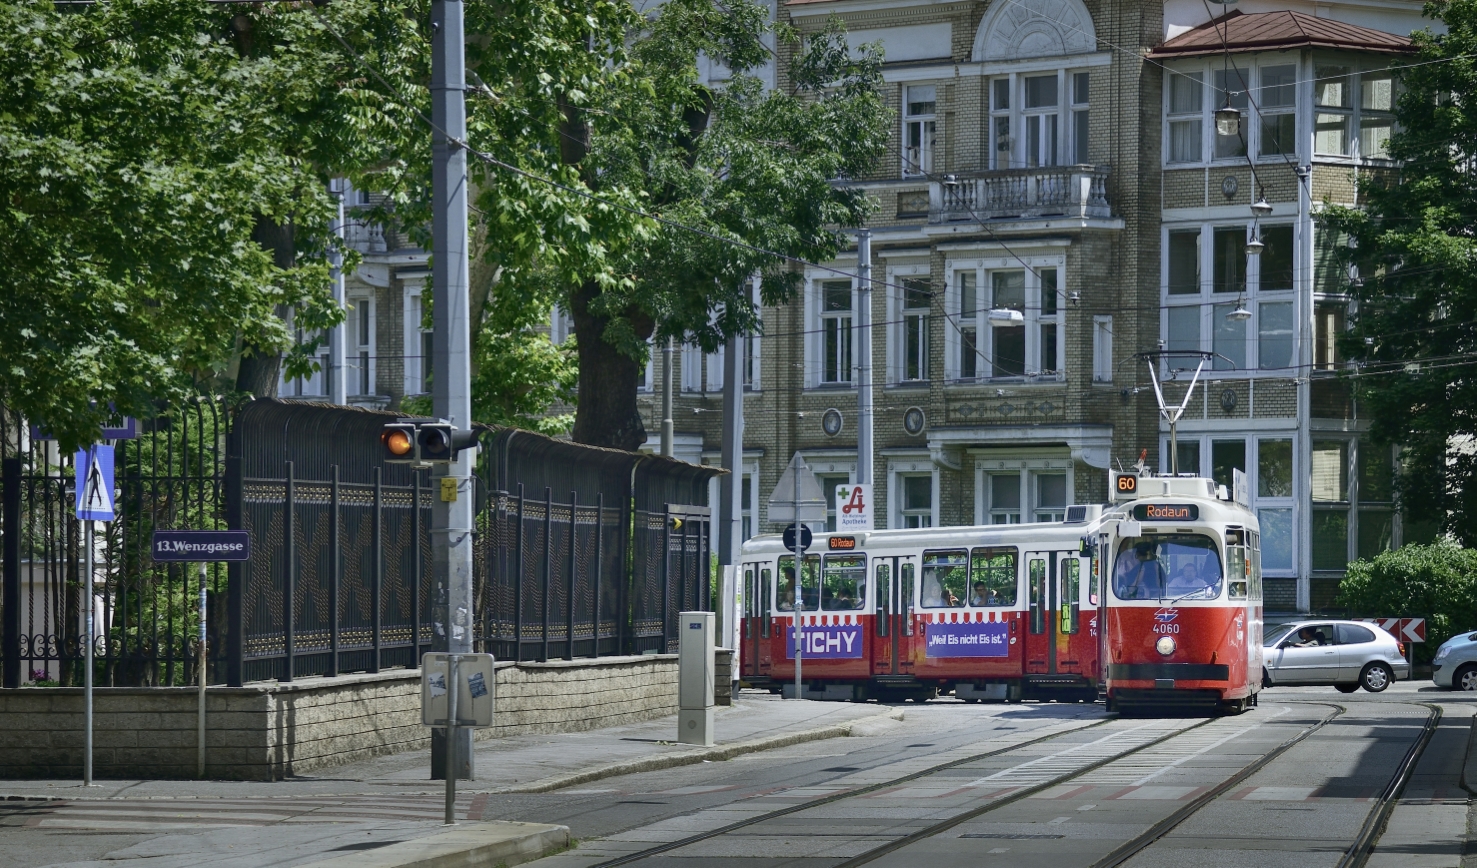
left=1153, top=623, right=1181, bottom=634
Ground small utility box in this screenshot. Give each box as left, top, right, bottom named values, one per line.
left=678, top=611, right=715, bottom=746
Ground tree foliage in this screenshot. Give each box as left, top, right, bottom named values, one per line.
left=1326, top=0, right=1477, bottom=544
left=1338, top=541, right=1477, bottom=662
left=560, top=2, right=892, bottom=449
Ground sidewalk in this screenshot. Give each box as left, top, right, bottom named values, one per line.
left=1, top=692, right=902, bottom=801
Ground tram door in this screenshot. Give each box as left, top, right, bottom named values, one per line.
left=872, top=556, right=918, bottom=675
left=1054, top=552, right=1092, bottom=675
left=741, top=562, right=772, bottom=677
left=1024, top=551, right=1082, bottom=675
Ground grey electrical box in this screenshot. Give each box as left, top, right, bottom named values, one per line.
left=678, top=611, right=715, bottom=746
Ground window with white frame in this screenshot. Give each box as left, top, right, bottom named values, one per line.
left=1315, top=64, right=1396, bottom=159
left=1258, top=64, right=1297, bottom=158
left=350, top=295, right=374, bottom=397
left=404, top=290, right=432, bottom=395
left=900, top=475, right=933, bottom=528
left=948, top=262, right=1064, bottom=382
left=681, top=343, right=704, bottom=392
left=706, top=281, right=762, bottom=392
left=1092, top=315, right=1113, bottom=382
left=898, top=278, right=930, bottom=383
left=1212, top=67, right=1250, bottom=160
left=1167, top=71, right=1204, bottom=163
left=1071, top=72, right=1090, bottom=163
left=975, top=459, right=1074, bottom=525
left=988, top=70, right=1091, bottom=170
left=816, top=278, right=853, bottom=386
left=1162, top=223, right=1296, bottom=373
left=280, top=326, right=329, bottom=397
left=903, top=85, right=936, bottom=177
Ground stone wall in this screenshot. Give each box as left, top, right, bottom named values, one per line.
left=0, top=654, right=680, bottom=782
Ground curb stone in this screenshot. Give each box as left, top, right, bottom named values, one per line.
left=294, top=821, right=569, bottom=868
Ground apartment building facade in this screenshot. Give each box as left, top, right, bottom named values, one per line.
left=316, top=0, right=1437, bottom=614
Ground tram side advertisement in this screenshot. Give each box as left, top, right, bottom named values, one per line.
left=925, top=622, right=1010, bottom=658
left=785, top=625, right=864, bottom=659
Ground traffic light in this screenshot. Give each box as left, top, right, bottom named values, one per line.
left=381, top=422, right=419, bottom=464
left=416, top=422, right=478, bottom=463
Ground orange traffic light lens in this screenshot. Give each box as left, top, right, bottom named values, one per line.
left=382, top=429, right=414, bottom=456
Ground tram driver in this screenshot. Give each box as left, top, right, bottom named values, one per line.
left=1117, top=542, right=1168, bottom=600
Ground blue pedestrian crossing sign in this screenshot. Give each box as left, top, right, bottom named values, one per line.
left=74, top=445, right=116, bottom=522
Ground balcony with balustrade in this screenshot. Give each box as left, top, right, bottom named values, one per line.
left=928, top=165, right=1113, bottom=226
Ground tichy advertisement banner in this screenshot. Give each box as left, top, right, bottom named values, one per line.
left=785, top=625, right=864, bottom=659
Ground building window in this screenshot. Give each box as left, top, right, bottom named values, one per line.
left=818, top=279, right=853, bottom=385
left=1024, top=74, right=1059, bottom=168
left=819, top=474, right=850, bottom=532
left=281, top=326, right=328, bottom=397
left=1092, top=316, right=1113, bottom=382
left=1163, top=223, right=1295, bottom=374
left=1212, top=67, right=1250, bottom=160
left=903, top=85, right=936, bottom=177
left=1257, top=438, right=1295, bottom=573
left=1034, top=472, right=1066, bottom=522
left=1315, top=66, right=1352, bottom=156
left=1167, top=71, right=1203, bottom=163
left=405, top=290, right=431, bottom=395
left=1258, top=64, right=1297, bottom=157
left=1311, top=439, right=1350, bottom=571
left=1315, top=302, right=1347, bottom=370
left=958, top=271, right=979, bottom=379
left=990, top=78, right=1012, bottom=170
left=900, top=475, right=933, bottom=528
left=950, top=263, right=1064, bottom=382
left=1071, top=72, right=1090, bottom=164
left=351, top=296, right=374, bottom=396
left=988, top=474, right=1021, bottom=524
left=681, top=343, right=703, bottom=393
left=1315, top=66, right=1397, bottom=160
left=900, top=278, right=929, bottom=383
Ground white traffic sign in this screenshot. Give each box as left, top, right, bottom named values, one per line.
left=74, top=445, right=116, bottom=522
left=767, top=453, right=827, bottom=524
left=835, top=483, right=872, bottom=531
left=421, top=653, right=496, bottom=727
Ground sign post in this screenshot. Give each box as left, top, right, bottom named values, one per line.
left=75, top=445, right=116, bottom=787
left=767, top=454, right=827, bottom=700
left=422, top=652, right=495, bottom=824
left=152, top=530, right=251, bottom=778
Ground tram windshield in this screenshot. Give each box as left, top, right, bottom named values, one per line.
left=1113, top=534, right=1223, bottom=601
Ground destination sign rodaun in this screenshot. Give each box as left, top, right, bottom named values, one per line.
left=1131, top=503, right=1200, bottom=522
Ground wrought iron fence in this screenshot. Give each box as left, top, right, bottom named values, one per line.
left=2, top=398, right=719, bottom=688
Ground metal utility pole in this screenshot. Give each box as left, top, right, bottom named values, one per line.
left=328, top=178, right=347, bottom=406
left=430, top=0, right=475, bottom=781
left=718, top=327, right=745, bottom=658
left=661, top=339, right=675, bottom=458
left=856, top=231, right=873, bottom=486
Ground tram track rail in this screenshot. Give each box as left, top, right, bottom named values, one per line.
left=589, top=714, right=1215, bottom=868
left=1336, top=702, right=1442, bottom=868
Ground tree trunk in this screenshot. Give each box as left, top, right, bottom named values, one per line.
left=568, top=279, right=651, bottom=451
left=235, top=216, right=296, bottom=397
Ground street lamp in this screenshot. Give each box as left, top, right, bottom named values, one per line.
left=1251, top=198, right=1273, bottom=218
left=1244, top=233, right=1265, bottom=256
left=988, top=308, right=1024, bottom=324
left=1215, top=104, right=1241, bottom=138
left=1227, top=299, right=1252, bottom=321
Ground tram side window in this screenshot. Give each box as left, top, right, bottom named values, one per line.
left=902, top=562, right=915, bottom=635
left=1227, top=540, right=1248, bottom=600
left=969, top=547, right=1018, bottom=606
left=744, top=567, right=756, bottom=637
left=1061, top=558, right=1080, bottom=634
left=1249, top=530, right=1262, bottom=599
left=761, top=568, right=771, bottom=637
left=822, top=555, right=867, bottom=610
left=1028, top=558, right=1046, bottom=634
left=876, top=563, right=891, bottom=637
left=1113, top=535, right=1224, bottom=601
left=777, top=555, right=820, bottom=611
left=921, top=550, right=967, bottom=607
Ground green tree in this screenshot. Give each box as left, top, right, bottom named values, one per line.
left=1338, top=542, right=1477, bottom=663
left=1327, top=0, right=1477, bottom=544
left=0, top=0, right=428, bottom=450
left=557, top=2, right=891, bottom=449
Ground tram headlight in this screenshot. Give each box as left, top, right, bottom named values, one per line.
left=1155, top=636, right=1176, bottom=656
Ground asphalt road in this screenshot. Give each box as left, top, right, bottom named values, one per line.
left=4, top=682, right=1474, bottom=868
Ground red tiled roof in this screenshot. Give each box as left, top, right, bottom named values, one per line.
left=1150, top=10, right=1413, bottom=58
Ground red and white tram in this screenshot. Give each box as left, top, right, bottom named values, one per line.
left=1099, top=474, right=1263, bottom=714
left=738, top=515, right=1105, bottom=703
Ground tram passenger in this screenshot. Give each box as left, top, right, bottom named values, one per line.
left=778, top=568, right=796, bottom=611
left=969, top=581, right=991, bottom=607
left=1117, top=542, right=1167, bottom=600
left=922, top=576, right=959, bottom=607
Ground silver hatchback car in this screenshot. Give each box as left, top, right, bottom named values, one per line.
left=1263, top=620, right=1410, bottom=693
left=1432, top=631, right=1477, bottom=690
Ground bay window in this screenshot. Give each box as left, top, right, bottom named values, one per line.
left=1258, top=65, right=1297, bottom=157
left=987, top=68, right=1092, bottom=170
left=1168, top=71, right=1203, bottom=163
left=1213, top=68, right=1250, bottom=160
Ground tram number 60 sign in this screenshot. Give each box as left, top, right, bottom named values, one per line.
left=1111, top=472, right=1138, bottom=501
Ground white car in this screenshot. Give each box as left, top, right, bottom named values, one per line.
left=1262, top=620, right=1410, bottom=693
left=1432, top=631, right=1477, bottom=690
